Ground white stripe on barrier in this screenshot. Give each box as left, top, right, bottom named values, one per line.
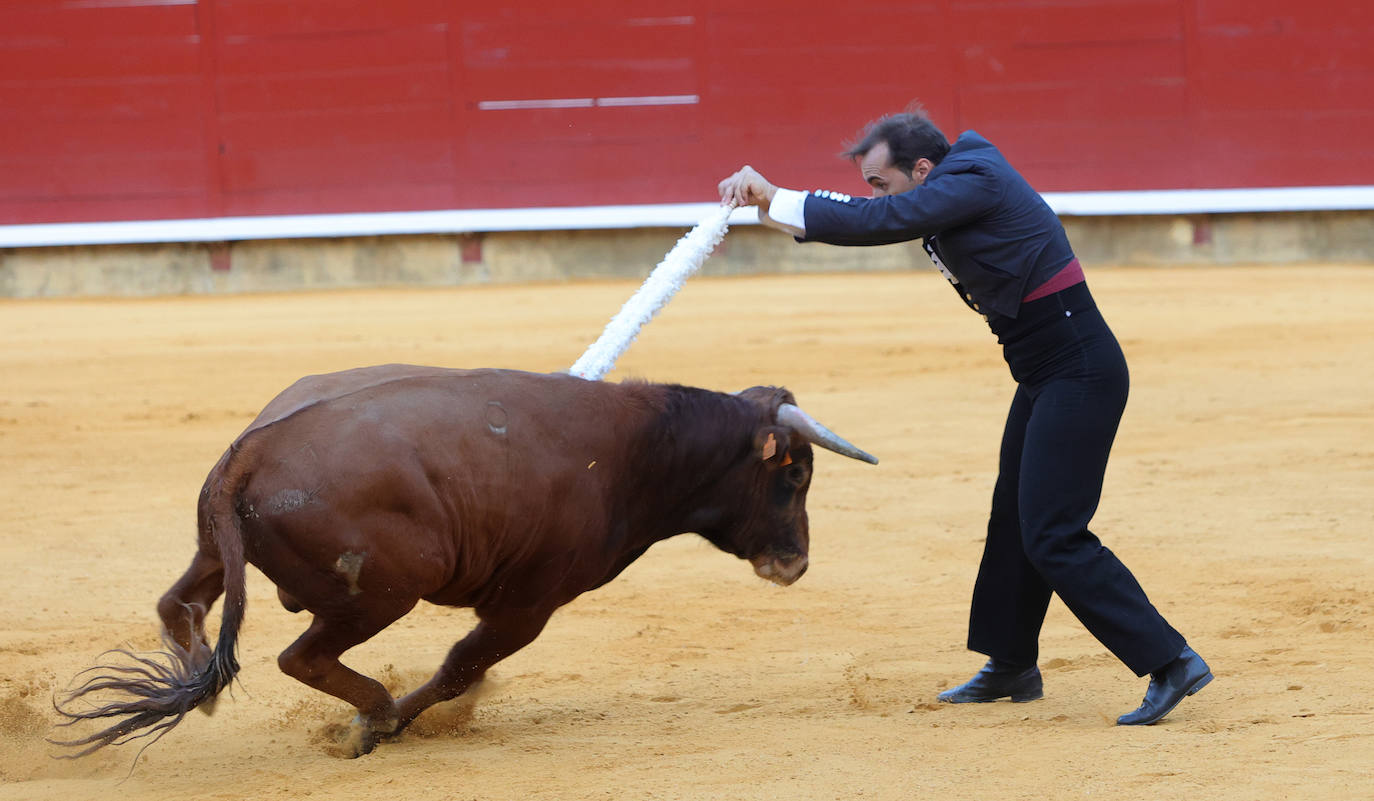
left=0, top=205, right=756, bottom=248
left=595, top=95, right=699, bottom=107
left=477, top=98, right=596, bottom=110
left=3, top=186, right=1373, bottom=249
left=1046, top=186, right=1374, bottom=215
left=477, top=95, right=698, bottom=110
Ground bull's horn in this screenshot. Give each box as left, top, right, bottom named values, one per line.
left=776, top=403, right=879, bottom=465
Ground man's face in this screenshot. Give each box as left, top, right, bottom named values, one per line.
left=858, top=140, right=931, bottom=197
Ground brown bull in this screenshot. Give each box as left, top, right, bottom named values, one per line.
left=55, top=366, right=876, bottom=758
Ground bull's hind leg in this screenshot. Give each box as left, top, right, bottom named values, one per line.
left=156, top=547, right=225, bottom=656
left=392, top=608, right=554, bottom=733
left=277, top=604, right=416, bottom=757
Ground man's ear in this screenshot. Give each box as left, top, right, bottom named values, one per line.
left=755, top=427, right=793, bottom=466
left=914, top=157, right=934, bottom=183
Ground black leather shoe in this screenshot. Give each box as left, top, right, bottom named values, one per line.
left=938, top=659, right=1043, bottom=703
left=1117, top=645, right=1213, bottom=725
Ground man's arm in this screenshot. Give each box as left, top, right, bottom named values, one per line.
left=721, top=162, right=1001, bottom=246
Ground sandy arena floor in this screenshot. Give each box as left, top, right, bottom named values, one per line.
left=1, top=264, right=1371, bottom=800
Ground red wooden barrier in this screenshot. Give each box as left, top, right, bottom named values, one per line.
left=2, top=1, right=1370, bottom=225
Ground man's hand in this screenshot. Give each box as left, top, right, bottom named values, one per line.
left=718, top=165, right=778, bottom=210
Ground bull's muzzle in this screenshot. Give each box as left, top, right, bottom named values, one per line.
left=750, top=553, right=809, bottom=586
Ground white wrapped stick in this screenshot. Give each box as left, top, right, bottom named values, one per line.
left=569, top=203, right=735, bottom=380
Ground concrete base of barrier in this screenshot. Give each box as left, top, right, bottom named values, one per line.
left=2, top=210, right=1370, bottom=298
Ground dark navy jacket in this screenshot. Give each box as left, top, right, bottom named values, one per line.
left=799, top=131, right=1075, bottom=320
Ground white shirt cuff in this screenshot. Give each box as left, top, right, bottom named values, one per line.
left=768, top=188, right=809, bottom=233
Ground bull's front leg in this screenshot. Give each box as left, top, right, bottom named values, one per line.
left=392, top=609, right=554, bottom=734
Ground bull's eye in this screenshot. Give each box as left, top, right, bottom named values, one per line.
left=784, top=464, right=808, bottom=487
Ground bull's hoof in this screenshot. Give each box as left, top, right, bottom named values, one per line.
left=328, top=714, right=400, bottom=758
left=340, top=720, right=377, bottom=759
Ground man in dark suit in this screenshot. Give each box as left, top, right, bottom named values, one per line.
left=718, top=106, right=1212, bottom=725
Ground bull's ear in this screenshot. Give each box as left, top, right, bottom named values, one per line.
left=755, top=427, right=793, bottom=466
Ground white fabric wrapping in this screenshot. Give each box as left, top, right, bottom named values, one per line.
left=569, top=204, right=734, bottom=380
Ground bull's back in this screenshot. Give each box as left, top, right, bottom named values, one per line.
left=242, top=364, right=477, bottom=437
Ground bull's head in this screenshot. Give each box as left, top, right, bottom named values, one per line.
left=696, top=386, right=877, bottom=587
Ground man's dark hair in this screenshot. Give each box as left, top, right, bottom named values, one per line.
left=842, top=104, right=951, bottom=178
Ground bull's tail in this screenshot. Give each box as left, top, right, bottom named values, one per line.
left=50, top=452, right=251, bottom=761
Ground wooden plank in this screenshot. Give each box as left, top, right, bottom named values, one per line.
left=0, top=39, right=200, bottom=81
left=214, top=28, right=447, bottom=76
left=219, top=182, right=457, bottom=217
left=0, top=3, right=198, bottom=39
left=0, top=77, right=202, bottom=120
left=948, top=0, right=1181, bottom=44
left=959, top=79, right=1188, bottom=124
left=215, top=0, right=448, bottom=37
left=0, top=115, right=204, bottom=158
left=0, top=151, right=206, bottom=199
left=959, top=39, right=1186, bottom=84
left=0, top=195, right=210, bottom=225
left=217, top=68, right=451, bottom=114
left=220, top=138, right=453, bottom=192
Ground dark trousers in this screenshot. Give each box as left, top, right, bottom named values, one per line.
left=969, top=283, right=1186, bottom=677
